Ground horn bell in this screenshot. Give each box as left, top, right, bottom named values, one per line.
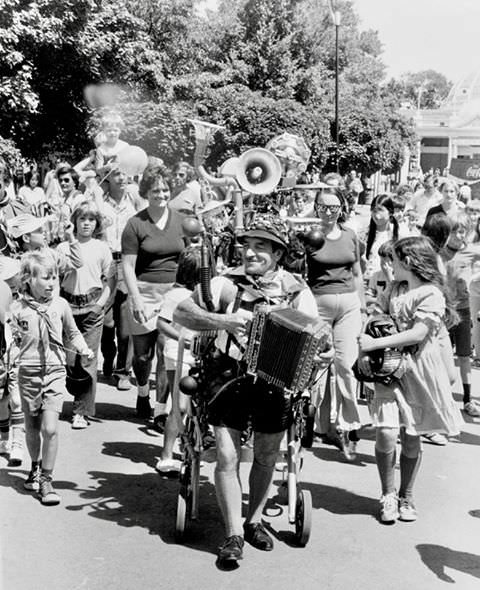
left=236, top=148, right=282, bottom=195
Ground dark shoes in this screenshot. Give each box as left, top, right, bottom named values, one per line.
left=218, top=535, right=244, bottom=562
left=136, top=395, right=152, bottom=419
left=243, top=522, right=274, bottom=551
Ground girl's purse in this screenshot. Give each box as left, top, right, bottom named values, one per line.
left=353, top=314, right=406, bottom=385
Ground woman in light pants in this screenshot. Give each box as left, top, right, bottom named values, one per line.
left=307, top=187, right=366, bottom=460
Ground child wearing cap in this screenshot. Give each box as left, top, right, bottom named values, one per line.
left=8, top=213, right=83, bottom=277
left=11, top=251, right=93, bottom=505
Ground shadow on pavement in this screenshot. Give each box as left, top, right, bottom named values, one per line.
left=270, top=478, right=378, bottom=517
left=62, top=467, right=222, bottom=556
left=60, top=401, right=135, bottom=423
left=309, top=445, right=376, bottom=466
left=417, top=543, right=480, bottom=583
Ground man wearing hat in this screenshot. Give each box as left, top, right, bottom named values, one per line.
left=174, top=214, right=319, bottom=564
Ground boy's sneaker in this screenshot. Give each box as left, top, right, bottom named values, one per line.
left=72, top=414, right=89, bottom=429
left=379, top=492, right=399, bottom=523
left=464, top=401, right=480, bottom=417
left=0, top=440, right=10, bottom=455
left=339, top=430, right=357, bottom=461
left=39, top=476, right=61, bottom=506
left=398, top=497, right=418, bottom=522
left=8, top=441, right=23, bottom=466
left=24, top=466, right=41, bottom=492
left=155, top=458, right=180, bottom=474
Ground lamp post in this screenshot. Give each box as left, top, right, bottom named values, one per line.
left=329, top=2, right=341, bottom=172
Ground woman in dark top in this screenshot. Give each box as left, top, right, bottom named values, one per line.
left=307, top=187, right=366, bottom=460
left=122, top=163, right=185, bottom=418
left=425, top=179, right=464, bottom=223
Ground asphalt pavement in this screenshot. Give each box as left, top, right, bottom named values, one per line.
left=1, top=367, right=480, bottom=590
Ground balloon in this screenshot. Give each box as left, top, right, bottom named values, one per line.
left=303, top=229, right=325, bottom=250
left=83, top=83, right=122, bottom=109
left=182, top=216, right=203, bottom=237
left=117, top=145, right=148, bottom=177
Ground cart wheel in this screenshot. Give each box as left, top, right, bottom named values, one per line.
left=300, top=403, right=316, bottom=449
left=295, top=489, right=312, bottom=547
left=175, top=462, right=191, bottom=542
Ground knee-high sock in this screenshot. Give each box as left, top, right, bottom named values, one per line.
left=399, top=452, right=422, bottom=500
left=246, top=459, right=275, bottom=524
left=214, top=468, right=243, bottom=537
left=375, top=447, right=397, bottom=496
left=0, top=417, right=9, bottom=441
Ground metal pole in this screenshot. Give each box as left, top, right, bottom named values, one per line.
left=335, top=22, right=339, bottom=172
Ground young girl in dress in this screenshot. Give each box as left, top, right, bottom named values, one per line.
left=358, top=236, right=462, bottom=524
left=364, top=194, right=401, bottom=280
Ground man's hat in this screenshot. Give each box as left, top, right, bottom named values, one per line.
left=237, top=213, right=289, bottom=249
left=7, top=214, right=47, bottom=239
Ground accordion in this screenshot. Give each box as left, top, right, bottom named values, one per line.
left=244, top=304, right=331, bottom=393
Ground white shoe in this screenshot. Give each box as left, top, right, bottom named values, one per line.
left=155, top=458, right=180, bottom=474
left=9, top=441, right=23, bottom=466
left=72, top=414, right=89, bottom=429
left=379, top=492, right=399, bottom=523
left=0, top=440, right=10, bottom=455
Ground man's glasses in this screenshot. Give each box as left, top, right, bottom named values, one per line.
left=59, top=177, right=72, bottom=184
left=315, top=204, right=341, bottom=214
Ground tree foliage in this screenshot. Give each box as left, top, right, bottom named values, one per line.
left=386, top=69, right=453, bottom=110
left=0, top=0, right=417, bottom=177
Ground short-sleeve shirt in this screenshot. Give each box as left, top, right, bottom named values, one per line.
left=307, top=227, right=359, bottom=295
left=121, top=208, right=185, bottom=283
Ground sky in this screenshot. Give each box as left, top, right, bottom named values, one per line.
left=347, top=0, right=480, bottom=83
left=203, top=0, right=480, bottom=85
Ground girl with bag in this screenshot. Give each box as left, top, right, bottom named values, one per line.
left=358, top=236, right=462, bottom=524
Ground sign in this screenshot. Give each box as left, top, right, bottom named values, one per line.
left=449, top=158, right=480, bottom=198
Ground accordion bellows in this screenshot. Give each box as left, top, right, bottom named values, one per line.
left=245, top=305, right=331, bottom=392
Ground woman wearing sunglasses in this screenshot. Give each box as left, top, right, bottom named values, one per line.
left=307, top=187, right=366, bottom=460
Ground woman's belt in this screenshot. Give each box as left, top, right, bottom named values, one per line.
left=60, top=287, right=102, bottom=307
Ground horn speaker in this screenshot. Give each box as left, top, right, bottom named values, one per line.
left=236, top=148, right=281, bottom=195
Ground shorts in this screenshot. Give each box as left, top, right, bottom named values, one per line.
left=208, top=375, right=292, bottom=434
left=19, top=365, right=66, bottom=417
left=449, top=307, right=471, bottom=357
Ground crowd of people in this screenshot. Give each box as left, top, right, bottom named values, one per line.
left=0, top=114, right=478, bottom=566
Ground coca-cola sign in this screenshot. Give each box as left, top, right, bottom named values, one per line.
left=466, top=165, right=480, bottom=179
left=450, top=158, right=480, bottom=182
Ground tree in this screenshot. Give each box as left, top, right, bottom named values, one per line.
left=385, top=70, right=453, bottom=109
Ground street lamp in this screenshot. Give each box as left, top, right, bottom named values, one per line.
left=329, top=1, right=341, bottom=172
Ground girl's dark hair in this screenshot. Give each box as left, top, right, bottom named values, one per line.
left=71, top=201, right=105, bottom=240
left=366, top=194, right=399, bottom=259
left=421, top=213, right=452, bottom=252
left=314, top=187, right=348, bottom=223
left=25, top=170, right=40, bottom=187
left=394, top=236, right=458, bottom=327
left=139, top=161, right=172, bottom=198
left=175, top=246, right=202, bottom=291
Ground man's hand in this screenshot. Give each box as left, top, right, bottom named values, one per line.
left=131, top=297, right=147, bottom=325
left=222, top=312, right=249, bottom=337
left=358, top=334, right=377, bottom=352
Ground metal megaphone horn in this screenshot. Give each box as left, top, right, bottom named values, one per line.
left=235, top=148, right=282, bottom=195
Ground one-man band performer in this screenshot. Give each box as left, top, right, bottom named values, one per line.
left=174, top=214, right=319, bottom=564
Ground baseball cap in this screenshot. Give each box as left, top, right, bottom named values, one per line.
left=0, top=255, right=20, bottom=281
left=7, top=214, right=47, bottom=239
left=237, top=213, right=289, bottom=249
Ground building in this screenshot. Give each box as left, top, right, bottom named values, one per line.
left=401, top=66, right=480, bottom=196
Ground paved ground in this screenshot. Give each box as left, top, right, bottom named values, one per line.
left=1, top=369, right=480, bottom=590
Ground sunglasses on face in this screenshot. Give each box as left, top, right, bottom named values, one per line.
left=59, top=177, right=72, bottom=184
left=315, top=204, right=341, bottom=214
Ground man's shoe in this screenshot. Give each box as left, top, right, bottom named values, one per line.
left=422, top=433, right=447, bottom=446
left=243, top=522, right=274, bottom=551
left=136, top=395, right=152, bottom=419
left=155, top=458, right=180, bottom=474
left=8, top=440, right=23, bottom=466
left=0, top=440, right=10, bottom=455
left=218, top=535, right=244, bottom=562
left=116, top=375, right=131, bottom=391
